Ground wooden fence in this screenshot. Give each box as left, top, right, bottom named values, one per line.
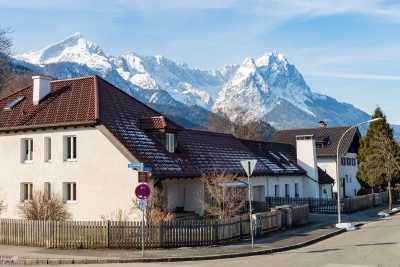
left=0, top=208, right=293, bottom=249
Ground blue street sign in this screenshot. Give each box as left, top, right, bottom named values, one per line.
left=128, top=162, right=144, bottom=170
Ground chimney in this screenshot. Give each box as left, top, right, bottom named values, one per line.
left=32, top=75, right=51, bottom=105
left=296, top=135, right=319, bottom=198
left=319, top=120, right=327, bottom=128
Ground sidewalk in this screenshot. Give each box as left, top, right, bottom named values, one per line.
left=0, top=205, right=393, bottom=265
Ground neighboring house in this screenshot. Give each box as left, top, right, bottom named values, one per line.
left=272, top=123, right=362, bottom=198
left=0, top=75, right=332, bottom=220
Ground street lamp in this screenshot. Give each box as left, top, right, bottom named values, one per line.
left=335, top=117, right=383, bottom=230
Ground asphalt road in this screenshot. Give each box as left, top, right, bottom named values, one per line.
left=59, top=213, right=400, bottom=267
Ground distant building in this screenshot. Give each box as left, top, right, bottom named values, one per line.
left=0, top=75, right=333, bottom=220
left=272, top=123, right=362, bottom=198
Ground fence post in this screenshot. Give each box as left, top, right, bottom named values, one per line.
left=159, top=223, right=164, bottom=248
left=239, top=217, right=243, bottom=240
left=213, top=220, right=219, bottom=245
left=106, top=220, right=111, bottom=248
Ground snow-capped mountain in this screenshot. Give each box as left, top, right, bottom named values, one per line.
left=213, top=52, right=369, bottom=128
left=17, top=33, right=223, bottom=109
left=15, top=33, right=373, bottom=132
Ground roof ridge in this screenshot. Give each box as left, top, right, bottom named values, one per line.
left=275, top=126, right=351, bottom=132
left=50, top=75, right=97, bottom=83
left=184, top=128, right=235, bottom=137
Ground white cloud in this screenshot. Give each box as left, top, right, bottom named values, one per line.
left=1, top=0, right=400, bottom=21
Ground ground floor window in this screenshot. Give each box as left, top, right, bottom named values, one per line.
left=274, top=184, right=280, bottom=197
left=285, top=184, right=290, bottom=198
left=63, top=182, right=77, bottom=202
left=294, top=183, right=299, bottom=198
left=20, top=183, right=33, bottom=202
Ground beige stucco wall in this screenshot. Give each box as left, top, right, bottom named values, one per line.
left=0, top=126, right=142, bottom=221
left=317, top=153, right=361, bottom=198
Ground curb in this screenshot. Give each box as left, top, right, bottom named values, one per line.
left=0, top=228, right=346, bottom=265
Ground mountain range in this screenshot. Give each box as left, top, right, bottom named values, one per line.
left=13, top=32, right=387, bottom=136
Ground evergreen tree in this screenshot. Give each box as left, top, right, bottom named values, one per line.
left=358, top=107, right=400, bottom=209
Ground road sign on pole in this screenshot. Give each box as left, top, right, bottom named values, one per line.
left=135, top=183, right=151, bottom=200
left=240, top=159, right=257, bottom=249
left=240, top=159, right=257, bottom=177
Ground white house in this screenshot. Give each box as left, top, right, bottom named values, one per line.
left=0, top=75, right=333, bottom=220
left=272, top=121, right=362, bottom=198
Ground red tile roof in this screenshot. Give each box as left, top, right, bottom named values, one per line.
left=0, top=75, right=307, bottom=179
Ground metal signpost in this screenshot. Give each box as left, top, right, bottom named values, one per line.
left=135, top=182, right=151, bottom=257
left=240, top=159, right=257, bottom=248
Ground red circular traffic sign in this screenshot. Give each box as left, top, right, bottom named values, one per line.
left=135, top=183, right=151, bottom=199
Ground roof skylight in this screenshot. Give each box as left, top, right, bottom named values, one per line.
left=3, top=96, right=25, bottom=111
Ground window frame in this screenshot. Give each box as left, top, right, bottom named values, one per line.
left=64, top=136, right=77, bottom=161
left=274, top=184, right=280, bottom=197
left=165, top=133, right=176, bottom=153
left=20, top=182, right=33, bottom=202
left=294, top=183, right=299, bottom=198
left=44, top=182, right=51, bottom=201
left=285, top=184, right=290, bottom=198
left=63, top=182, right=77, bottom=203
left=21, top=138, right=34, bottom=163
left=44, top=137, right=52, bottom=162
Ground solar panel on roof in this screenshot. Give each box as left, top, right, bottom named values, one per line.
left=3, top=96, right=25, bottom=111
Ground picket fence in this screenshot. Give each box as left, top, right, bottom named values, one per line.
left=0, top=211, right=283, bottom=249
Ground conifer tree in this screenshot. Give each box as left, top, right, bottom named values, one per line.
left=358, top=107, right=400, bottom=209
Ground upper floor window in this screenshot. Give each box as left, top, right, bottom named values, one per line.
left=165, top=133, right=176, bottom=153
left=64, top=136, right=77, bottom=161
left=21, top=138, right=33, bottom=162
left=44, top=137, right=52, bottom=162
left=20, top=182, right=33, bottom=202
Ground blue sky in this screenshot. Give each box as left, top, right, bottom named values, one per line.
left=0, top=0, right=399, bottom=124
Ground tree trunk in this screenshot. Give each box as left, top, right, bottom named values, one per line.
left=388, top=179, right=392, bottom=211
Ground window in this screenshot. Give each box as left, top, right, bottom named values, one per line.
left=44, top=182, right=51, bottom=200
left=20, top=183, right=33, bottom=202
left=21, top=138, right=33, bottom=162
left=274, top=184, right=280, bottom=197
left=352, top=158, right=356, bottom=166
left=44, top=137, right=52, bottom=162
left=294, top=183, right=299, bottom=198
left=165, top=133, right=176, bottom=153
left=341, top=158, right=346, bottom=165
left=63, top=182, right=77, bottom=202
left=64, top=136, right=77, bottom=161
left=346, top=158, right=351, bottom=165
left=285, top=184, right=290, bottom=198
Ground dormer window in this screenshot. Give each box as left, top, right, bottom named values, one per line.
left=166, top=133, right=176, bottom=153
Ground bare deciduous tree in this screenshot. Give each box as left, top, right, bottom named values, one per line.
left=0, top=199, right=5, bottom=215
left=18, top=191, right=71, bottom=221
left=201, top=172, right=246, bottom=219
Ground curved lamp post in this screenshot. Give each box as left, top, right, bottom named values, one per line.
left=335, top=117, right=383, bottom=230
